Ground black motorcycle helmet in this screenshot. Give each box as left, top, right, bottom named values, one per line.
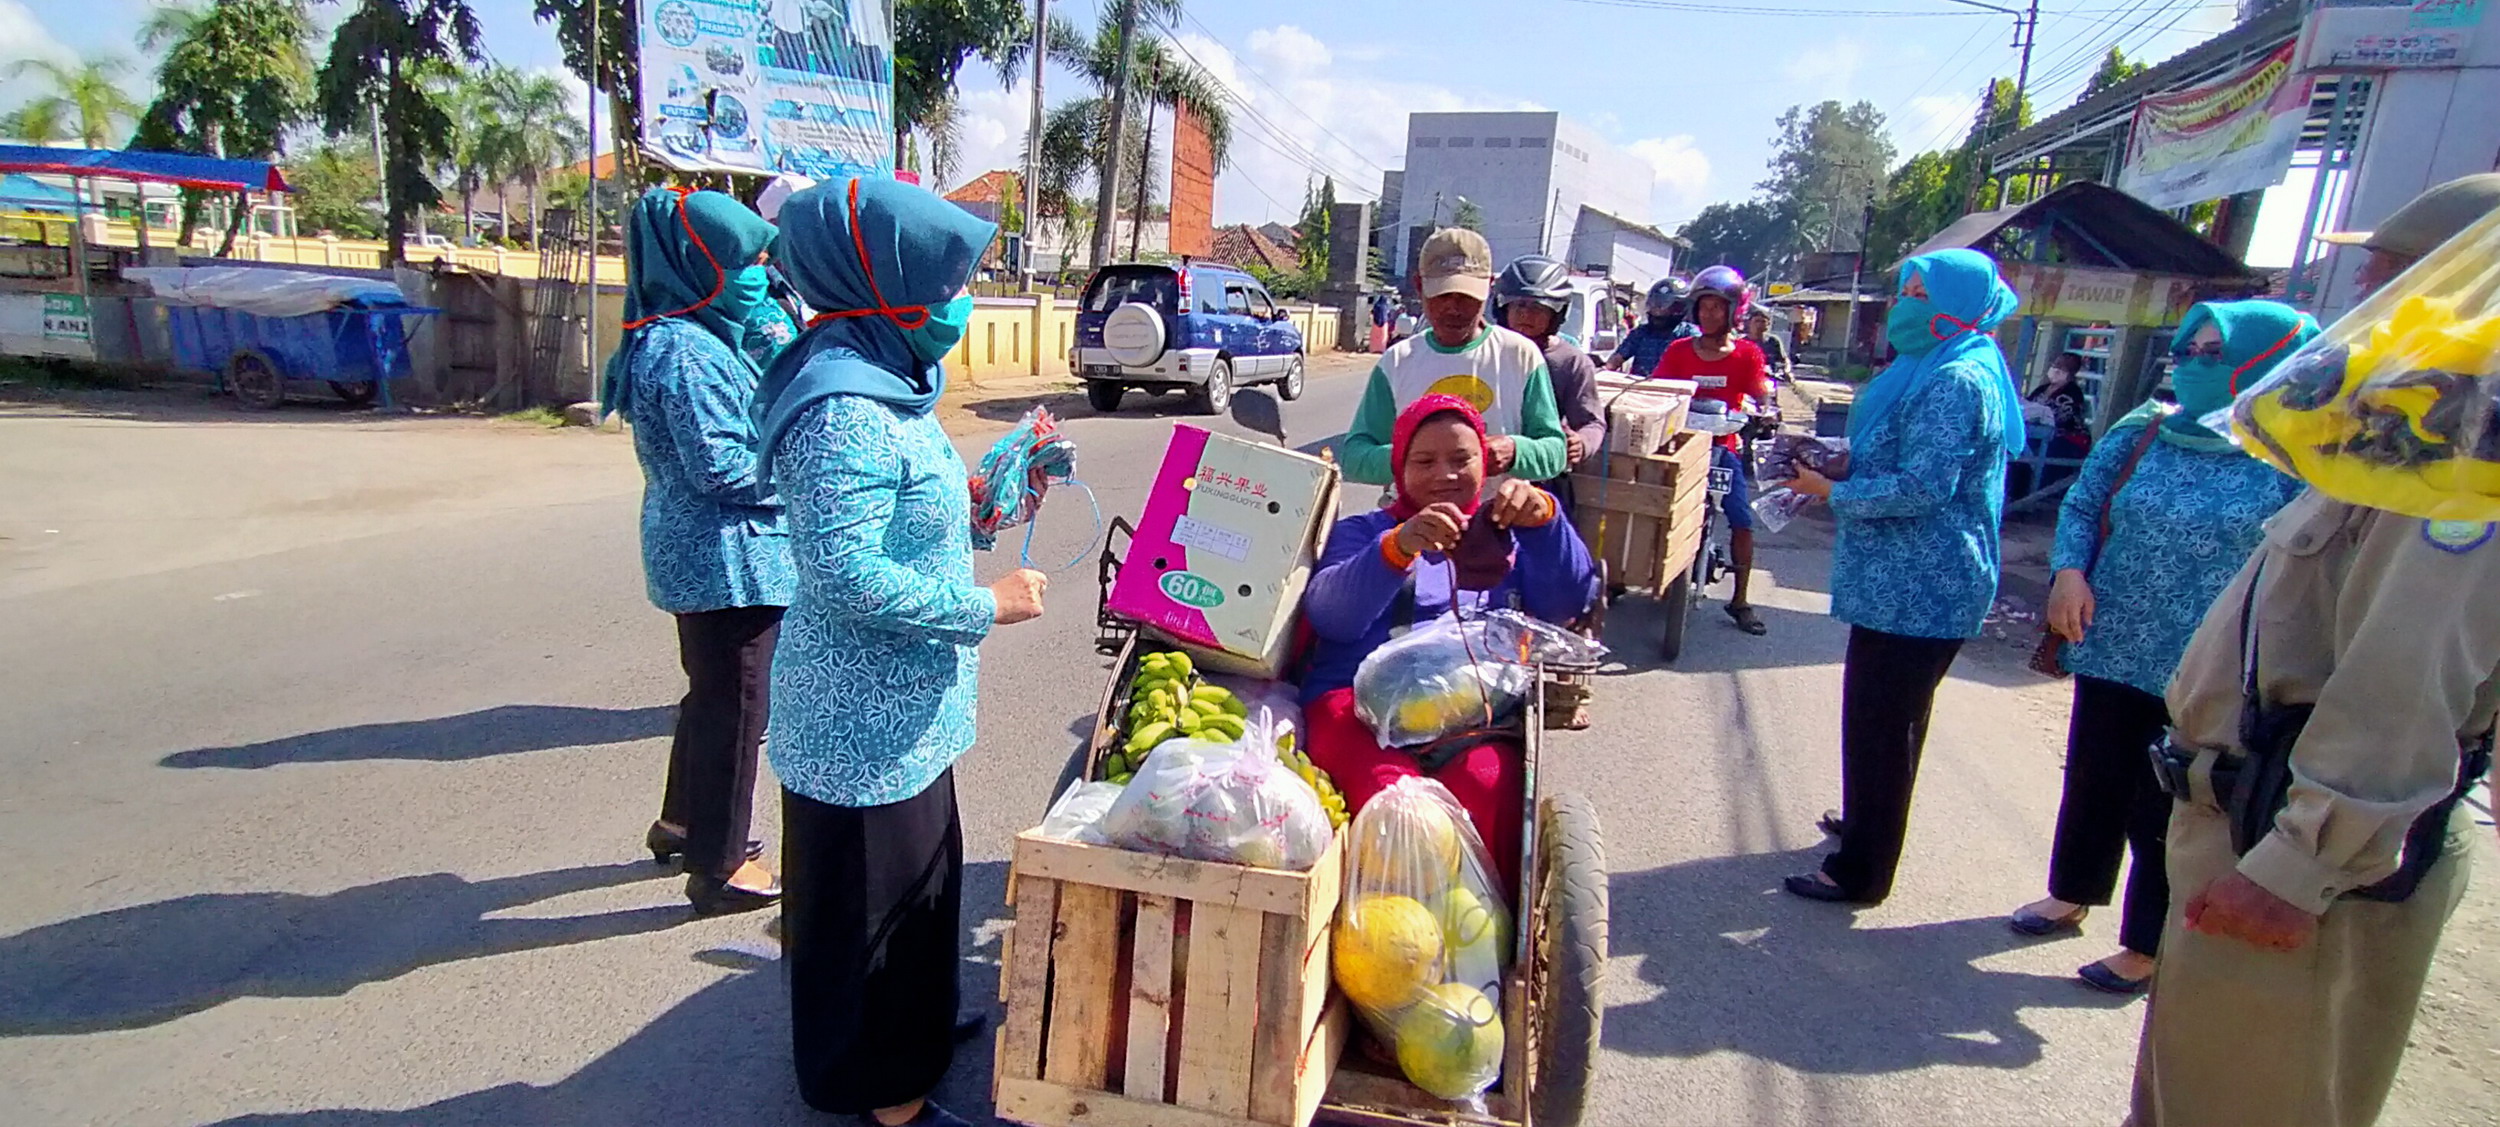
left=1645, top=276, right=1692, bottom=323
left=1494, top=254, right=1573, bottom=318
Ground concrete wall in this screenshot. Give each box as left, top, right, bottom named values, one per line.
left=1393, top=111, right=1655, bottom=285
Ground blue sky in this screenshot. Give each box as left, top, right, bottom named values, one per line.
left=13, top=0, right=2295, bottom=257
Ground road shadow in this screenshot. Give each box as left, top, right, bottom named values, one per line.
left=1603, top=847, right=2134, bottom=1074
left=196, top=861, right=1015, bottom=1126
left=161, top=704, right=676, bottom=769
left=0, top=862, right=685, bottom=1037
left=0, top=380, right=465, bottom=425
left=958, top=386, right=1084, bottom=425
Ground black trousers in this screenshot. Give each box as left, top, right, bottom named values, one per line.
left=2046, top=675, right=2174, bottom=956
left=784, top=771, right=964, bottom=1115
left=658, top=605, right=782, bottom=882
left=1822, top=626, right=1966, bottom=902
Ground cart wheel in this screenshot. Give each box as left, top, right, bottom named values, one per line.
left=1530, top=791, right=1608, bottom=1127
left=1658, top=571, right=1692, bottom=662
left=329, top=380, right=378, bottom=407
left=226, top=350, right=284, bottom=410
left=1046, top=740, right=1092, bottom=819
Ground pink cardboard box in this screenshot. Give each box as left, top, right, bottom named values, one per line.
left=1107, top=425, right=1340, bottom=678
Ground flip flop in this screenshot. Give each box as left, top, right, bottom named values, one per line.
left=1726, top=603, right=1767, bottom=635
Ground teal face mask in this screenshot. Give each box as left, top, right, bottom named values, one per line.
left=1886, top=297, right=1944, bottom=357
left=902, top=293, right=974, bottom=365
left=719, top=265, right=795, bottom=366
left=2168, top=355, right=2236, bottom=421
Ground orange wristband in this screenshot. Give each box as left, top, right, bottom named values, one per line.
left=1379, top=528, right=1419, bottom=570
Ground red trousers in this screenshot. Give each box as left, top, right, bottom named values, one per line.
left=1304, top=687, right=1524, bottom=899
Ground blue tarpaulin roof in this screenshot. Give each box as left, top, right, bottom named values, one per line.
left=0, top=172, right=79, bottom=212
left=0, top=145, right=287, bottom=193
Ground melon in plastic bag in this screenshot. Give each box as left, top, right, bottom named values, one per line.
left=2217, top=207, right=2500, bottom=522
left=1332, top=777, right=1511, bottom=1104
left=1352, top=609, right=1607, bottom=748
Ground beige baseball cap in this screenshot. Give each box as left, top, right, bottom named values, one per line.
left=1417, top=227, right=1494, bottom=300
left=2318, top=172, right=2500, bottom=260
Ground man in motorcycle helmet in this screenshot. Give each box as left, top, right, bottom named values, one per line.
left=1494, top=255, right=1608, bottom=493
left=1657, top=264, right=1774, bottom=636
left=1609, top=276, right=1699, bottom=373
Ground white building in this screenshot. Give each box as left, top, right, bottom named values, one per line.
left=1388, top=111, right=1666, bottom=291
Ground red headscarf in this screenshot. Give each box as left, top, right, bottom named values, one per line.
left=1388, top=393, right=1490, bottom=520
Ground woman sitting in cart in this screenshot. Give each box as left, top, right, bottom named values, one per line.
left=1299, top=394, right=1601, bottom=890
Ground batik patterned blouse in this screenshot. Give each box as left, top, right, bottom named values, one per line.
left=625, top=320, right=795, bottom=614
left=2052, top=426, right=2305, bottom=698
left=1828, top=361, right=2008, bottom=640
left=765, top=394, right=997, bottom=807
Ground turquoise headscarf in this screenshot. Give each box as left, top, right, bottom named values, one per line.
left=753, top=176, right=998, bottom=474
left=600, top=188, right=781, bottom=418
left=1854, top=248, right=2025, bottom=458
left=2147, top=299, right=2320, bottom=448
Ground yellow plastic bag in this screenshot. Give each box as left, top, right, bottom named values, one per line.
left=1331, top=777, right=1510, bottom=1105
left=2221, top=208, right=2500, bottom=521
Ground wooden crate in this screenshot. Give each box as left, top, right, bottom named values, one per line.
left=1567, top=429, right=1712, bottom=594
left=996, top=827, right=1351, bottom=1127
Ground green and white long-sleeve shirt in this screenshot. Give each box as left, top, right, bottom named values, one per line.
left=1340, top=324, right=1570, bottom=485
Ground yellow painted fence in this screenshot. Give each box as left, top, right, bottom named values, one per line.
left=946, top=295, right=1345, bottom=385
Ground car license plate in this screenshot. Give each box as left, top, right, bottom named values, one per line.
left=1085, top=365, right=1121, bottom=377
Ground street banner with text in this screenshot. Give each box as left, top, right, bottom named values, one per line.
left=638, top=0, right=895, bottom=182
left=2118, top=42, right=2313, bottom=210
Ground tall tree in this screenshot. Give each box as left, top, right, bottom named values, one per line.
left=288, top=140, right=384, bottom=237
left=895, top=0, right=1031, bottom=186
left=1450, top=198, right=1484, bottom=234
left=1033, top=4, right=1229, bottom=266
left=132, top=0, right=316, bottom=247
left=1294, top=176, right=1335, bottom=290
left=4, top=56, right=142, bottom=148
left=1083, top=0, right=1187, bottom=270
left=0, top=102, right=72, bottom=146
left=1676, top=199, right=1788, bottom=277
left=2080, top=46, right=2149, bottom=103
left=1757, top=99, right=1894, bottom=262
left=316, top=0, right=484, bottom=264
left=531, top=0, right=638, bottom=182
left=482, top=67, right=589, bottom=249
left=437, top=71, right=498, bottom=242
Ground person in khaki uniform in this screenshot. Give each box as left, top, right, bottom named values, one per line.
left=2129, top=174, right=2500, bottom=1127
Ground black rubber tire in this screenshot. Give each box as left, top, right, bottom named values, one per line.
left=227, top=350, right=284, bottom=410
left=1658, top=571, right=1692, bottom=662
left=1530, top=791, right=1608, bottom=1127
left=1047, top=739, right=1093, bottom=820
left=1195, top=358, right=1233, bottom=415
left=1278, top=354, right=1306, bottom=400
left=1086, top=380, right=1124, bottom=413
left=330, top=380, right=378, bottom=407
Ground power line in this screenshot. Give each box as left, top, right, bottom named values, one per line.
left=1157, top=26, right=1382, bottom=200
left=1176, top=9, right=1389, bottom=180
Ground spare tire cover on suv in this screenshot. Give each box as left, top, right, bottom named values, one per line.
left=1103, top=302, right=1167, bottom=368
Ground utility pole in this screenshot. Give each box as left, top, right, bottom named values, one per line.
left=370, top=101, right=387, bottom=222
left=1128, top=60, right=1160, bottom=263
left=1933, top=0, right=2038, bottom=114
left=1089, top=0, right=1141, bottom=270
left=1840, top=200, right=1876, bottom=368
left=1021, top=0, right=1047, bottom=288
left=585, top=0, right=602, bottom=407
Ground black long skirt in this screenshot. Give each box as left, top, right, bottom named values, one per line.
left=783, top=769, right=963, bottom=1115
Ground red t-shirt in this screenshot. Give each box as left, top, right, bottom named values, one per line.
left=1653, top=337, right=1769, bottom=449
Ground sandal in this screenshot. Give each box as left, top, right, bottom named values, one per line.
left=1726, top=603, right=1767, bottom=635
left=2008, top=904, right=2089, bottom=937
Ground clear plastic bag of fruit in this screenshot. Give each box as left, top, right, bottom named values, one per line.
left=1352, top=609, right=1607, bottom=748
left=2215, top=208, right=2500, bottom=521
left=1097, top=713, right=1334, bottom=870
left=1036, top=780, right=1123, bottom=844
left=1332, top=777, right=1510, bottom=1104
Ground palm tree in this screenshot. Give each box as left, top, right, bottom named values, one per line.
left=138, top=1, right=208, bottom=51
left=893, top=0, right=1031, bottom=186
left=0, top=102, right=72, bottom=146
left=482, top=67, right=588, bottom=249
left=5, top=56, right=142, bottom=148
left=437, top=71, right=500, bottom=242
left=1034, top=4, right=1230, bottom=268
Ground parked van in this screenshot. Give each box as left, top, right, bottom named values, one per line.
left=1072, top=261, right=1306, bottom=414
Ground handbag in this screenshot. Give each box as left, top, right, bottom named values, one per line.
left=2030, top=419, right=2166, bottom=678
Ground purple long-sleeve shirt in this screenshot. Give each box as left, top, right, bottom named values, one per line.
left=1298, top=505, right=1600, bottom=703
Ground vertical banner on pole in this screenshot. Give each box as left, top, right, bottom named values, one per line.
left=639, top=0, right=896, bottom=180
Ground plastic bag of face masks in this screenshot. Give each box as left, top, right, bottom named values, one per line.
left=2217, top=209, right=2500, bottom=522
left=1352, top=609, right=1607, bottom=748
left=1097, top=714, right=1333, bottom=871
left=1332, top=776, right=1510, bottom=1105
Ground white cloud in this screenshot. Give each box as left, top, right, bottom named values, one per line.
left=1246, top=25, right=1331, bottom=75
left=1626, top=135, right=1714, bottom=225
left=1899, top=91, right=1982, bottom=156
left=0, top=0, right=77, bottom=112
left=1782, top=40, right=1869, bottom=101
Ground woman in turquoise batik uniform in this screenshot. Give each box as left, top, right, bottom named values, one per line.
left=1782, top=248, right=2024, bottom=905
left=750, top=177, right=1048, bottom=1127
left=2005, top=300, right=2316, bottom=995
left=603, top=187, right=797, bottom=916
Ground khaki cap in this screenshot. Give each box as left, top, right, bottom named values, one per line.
left=2318, top=172, right=2500, bottom=260
left=1418, top=227, right=1493, bottom=300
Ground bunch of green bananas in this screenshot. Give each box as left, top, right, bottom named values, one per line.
left=1101, top=650, right=1250, bottom=784
left=1281, top=746, right=1349, bottom=828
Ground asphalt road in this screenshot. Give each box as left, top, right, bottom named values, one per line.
left=1, top=364, right=2493, bottom=1127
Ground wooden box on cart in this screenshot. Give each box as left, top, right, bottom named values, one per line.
left=995, top=826, right=1351, bottom=1127
left=1566, top=429, right=1712, bottom=594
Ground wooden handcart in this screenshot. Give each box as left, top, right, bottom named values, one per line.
left=1567, top=429, right=1718, bottom=661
